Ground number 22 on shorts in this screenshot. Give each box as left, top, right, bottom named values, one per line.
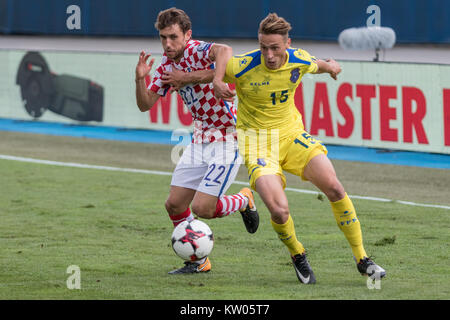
left=204, top=163, right=225, bottom=187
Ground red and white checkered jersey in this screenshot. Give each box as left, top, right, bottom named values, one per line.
left=148, top=39, right=237, bottom=144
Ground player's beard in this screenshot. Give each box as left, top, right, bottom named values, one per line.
left=166, top=48, right=184, bottom=61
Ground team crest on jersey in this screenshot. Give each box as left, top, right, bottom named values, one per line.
left=290, top=68, right=300, bottom=83
left=239, top=58, right=248, bottom=67
left=197, top=42, right=212, bottom=52
left=295, top=50, right=303, bottom=58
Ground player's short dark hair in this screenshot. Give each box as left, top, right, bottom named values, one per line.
left=154, top=7, right=192, bottom=33
left=259, top=13, right=292, bottom=38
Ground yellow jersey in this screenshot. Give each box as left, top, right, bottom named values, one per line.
left=224, top=48, right=318, bottom=139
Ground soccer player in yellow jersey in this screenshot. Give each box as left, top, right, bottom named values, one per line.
left=213, top=13, right=386, bottom=284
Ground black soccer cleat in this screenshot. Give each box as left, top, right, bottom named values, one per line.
left=291, top=253, right=316, bottom=284
left=357, top=257, right=386, bottom=278
left=239, top=188, right=260, bottom=234
left=168, top=257, right=211, bottom=274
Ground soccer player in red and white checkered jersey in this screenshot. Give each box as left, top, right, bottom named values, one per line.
left=135, top=8, right=259, bottom=274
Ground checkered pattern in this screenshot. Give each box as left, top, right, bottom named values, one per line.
left=148, top=39, right=237, bottom=144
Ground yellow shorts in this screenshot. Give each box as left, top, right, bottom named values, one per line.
left=239, top=129, right=328, bottom=190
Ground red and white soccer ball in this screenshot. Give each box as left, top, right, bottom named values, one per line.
left=171, top=219, right=214, bottom=261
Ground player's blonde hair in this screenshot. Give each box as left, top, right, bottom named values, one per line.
left=154, top=7, right=192, bottom=33
left=258, top=13, right=292, bottom=38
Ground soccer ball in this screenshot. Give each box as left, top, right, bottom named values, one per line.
left=171, top=219, right=214, bottom=261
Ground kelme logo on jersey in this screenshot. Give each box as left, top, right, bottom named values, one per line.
left=250, top=81, right=270, bottom=87
left=290, top=68, right=300, bottom=83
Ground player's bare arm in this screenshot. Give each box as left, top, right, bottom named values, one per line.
left=161, top=68, right=215, bottom=91
left=314, top=58, right=342, bottom=80
left=135, top=51, right=160, bottom=112
left=211, top=44, right=236, bottom=100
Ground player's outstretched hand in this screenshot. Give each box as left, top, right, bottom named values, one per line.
left=326, top=58, right=341, bottom=80
left=161, top=68, right=185, bottom=91
left=213, top=79, right=236, bottom=101
left=136, top=51, right=155, bottom=81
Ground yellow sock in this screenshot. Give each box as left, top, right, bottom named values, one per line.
left=330, top=193, right=367, bottom=262
left=271, top=215, right=305, bottom=256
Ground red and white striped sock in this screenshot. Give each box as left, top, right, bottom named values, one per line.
left=169, top=208, right=194, bottom=227
left=214, top=193, right=249, bottom=218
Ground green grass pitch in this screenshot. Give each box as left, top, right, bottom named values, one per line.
left=1, top=158, right=449, bottom=300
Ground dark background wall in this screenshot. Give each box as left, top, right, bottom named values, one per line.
left=1, top=0, right=449, bottom=43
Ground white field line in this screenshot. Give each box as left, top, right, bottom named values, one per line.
left=1, top=154, right=449, bottom=211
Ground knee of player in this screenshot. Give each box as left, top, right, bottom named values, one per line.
left=165, top=199, right=182, bottom=215
left=269, top=204, right=290, bottom=223
left=325, top=180, right=346, bottom=202
left=191, top=203, right=215, bottom=219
